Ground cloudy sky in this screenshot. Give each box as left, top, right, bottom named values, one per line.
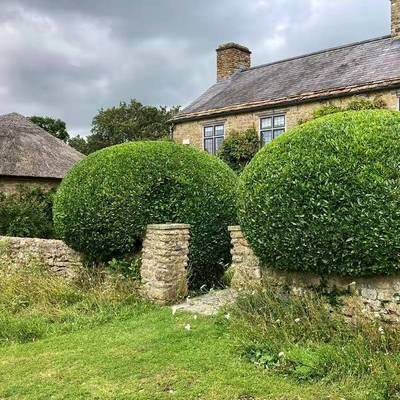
left=0, top=0, right=390, bottom=136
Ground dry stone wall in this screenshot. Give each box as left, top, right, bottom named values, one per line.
left=0, top=235, right=82, bottom=277
left=0, top=224, right=192, bottom=305
left=140, top=224, right=190, bottom=305
left=229, top=226, right=400, bottom=323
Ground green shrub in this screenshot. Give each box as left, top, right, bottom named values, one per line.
left=238, top=110, right=400, bottom=277
left=107, top=256, right=141, bottom=280
left=218, top=128, right=260, bottom=172
left=0, top=187, right=54, bottom=238
left=54, top=141, right=238, bottom=288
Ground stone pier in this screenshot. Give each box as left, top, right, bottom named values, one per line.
left=228, top=226, right=262, bottom=288
left=141, top=224, right=190, bottom=305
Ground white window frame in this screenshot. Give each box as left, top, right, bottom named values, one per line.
left=203, top=124, right=225, bottom=155
left=259, top=114, right=286, bottom=146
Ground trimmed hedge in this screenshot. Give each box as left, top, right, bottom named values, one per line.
left=238, top=110, right=400, bottom=277
left=54, top=141, right=238, bottom=287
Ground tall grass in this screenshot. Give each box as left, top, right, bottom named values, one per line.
left=0, top=256, right=149, bottom=345
left=229, top=285, right=400, bottom=398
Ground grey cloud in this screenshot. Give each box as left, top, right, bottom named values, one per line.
left=0, top=0, right=391, bottom=135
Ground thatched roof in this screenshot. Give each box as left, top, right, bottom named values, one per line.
left=0, top=113, right=84, bottom=179
left=175, top=36, right=400, bottom=122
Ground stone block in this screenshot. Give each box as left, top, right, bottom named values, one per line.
left=361, top=288, right=378, bottom=301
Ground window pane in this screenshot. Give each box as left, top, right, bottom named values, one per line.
left=273, top=115, right=285, bottom=128
left=274, top=129, right=285, bottom=138
left=204, top=138, right=214, bottom=154
left=204, top=126, right=213, bottom=137
left=261, top=117, right=272, bottom=129
left=215, top=136, right=224, bottom=153
left=215, top=125, right=224, bottom=136
left=261, top=130, right=273, bottom=145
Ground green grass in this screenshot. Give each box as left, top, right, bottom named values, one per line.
left=0, top=307, right=379, bottom=400
left=0, top=258, right=399, bottom=399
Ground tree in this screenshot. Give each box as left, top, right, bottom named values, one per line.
left=30, top=116, right=70, bottom=142
left=68, top=135, right=89, bottom=155
left=86, top=99, right=180, bottom=153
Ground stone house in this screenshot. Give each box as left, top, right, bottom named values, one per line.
left=173, top=1, right=400, bottom=154
left=0, top=112, right=84, bottom=193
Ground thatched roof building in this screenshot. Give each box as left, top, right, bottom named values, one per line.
left=0, top=112, right=84, bottom=193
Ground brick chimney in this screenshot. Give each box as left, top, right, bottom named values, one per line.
left=391, top=0, right=400, bottom=40
left=216, top=43, right=251, bottom=81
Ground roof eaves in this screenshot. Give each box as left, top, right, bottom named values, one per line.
left=0, top=174, right=63, bottom=180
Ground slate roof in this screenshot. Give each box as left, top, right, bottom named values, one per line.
left=0, top=113, right=84, bottom=179
left=175, top=36, right=400, bottom=122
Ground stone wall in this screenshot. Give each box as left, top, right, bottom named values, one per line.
left=0, top=236, right=82, bottom=278
left=0, top=176, right=60, bottom=194
left=173, top=90, right=398, bottom=150
left=140, top=224, right=190, bottom=305
left=228, top=226, right=400, bottom=323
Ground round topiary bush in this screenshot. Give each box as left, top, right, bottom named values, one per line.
left=238, top=110, right=400, bottom=277
left=54, top=141, right=238, bottom=287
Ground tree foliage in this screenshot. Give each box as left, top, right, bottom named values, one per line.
left=67, top=135, right=89, bottom=155
left=74, top=99, right=180, bottom=154
left=238, top=110, right=400, bottom=277
left=218, top=128, right=260, bottom=173
left=54, top=141, right=238, bottom=288
left=30, top=116, right=70, bottom=142
left=31, top=101, right=180, bottom=155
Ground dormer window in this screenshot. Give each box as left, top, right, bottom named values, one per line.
left=203, top=124, right=224, bottom=154
left=260, top=114, right=286, bottom=145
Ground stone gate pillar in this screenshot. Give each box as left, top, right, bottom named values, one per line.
left=141, top=224, right=190, bottom=305
left=228, top=226, right=262, bottom=288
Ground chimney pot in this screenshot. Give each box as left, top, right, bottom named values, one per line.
left=216, top=42, right=251, bottom=81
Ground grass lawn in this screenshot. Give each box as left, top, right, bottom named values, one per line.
left=0, top=305, right=377, bottom=400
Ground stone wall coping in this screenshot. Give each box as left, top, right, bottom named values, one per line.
left=0, top=235, right=66, bottom=245
left=228, top=225, right=242, bottom=232
left=147, top=224, right=190, bottom=230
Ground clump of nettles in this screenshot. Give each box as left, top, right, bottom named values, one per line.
left=238, top=110, right=400, bottom=277
left=54, top=141, right=238, bottom=289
